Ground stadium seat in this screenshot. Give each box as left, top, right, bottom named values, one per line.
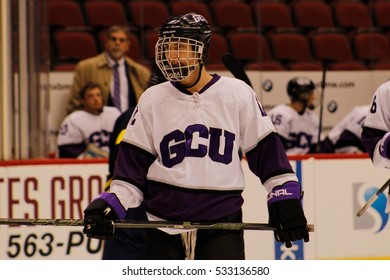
left=127, top=0, right=170, bottom=31
left=332, top=1, right=371, bottom=32
left=311, top=28, right=367, bottom=70
left=352, top=28, right=390, bottom=69
left=291, top=1, right=335, bottom=32
left=245, top=62, right=285, bottom=71
left=144, top=30, right=159, bottom=62
left=385, top=30, right=390, bottom=46
left=269, top=28, right=321, bottom=70
left=329, top=62, right=367, bottom=71
left=52, top=28, right=99, bottom=63
left=251, top=1, right=293, bottom=34
left=211, top=0, right=256, bottom=32
left=373, top=1, right=390, bottom=31
left=170, top=1, right=215, bottom=27
left=48, top=1, right=85, bottom=31
left=51, top=62, right=77, bottom=72
left=207, top=32, right=230, bottom=66
left=228, top=31, right=285, bottom=70
left=84, top=1, right=128, bottom=30
left=206, top=63, right=228, bottom=71
left=288, top=62, right=322, bottom=71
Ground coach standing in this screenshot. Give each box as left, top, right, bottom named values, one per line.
left=66, top=25, right=150, bottom=114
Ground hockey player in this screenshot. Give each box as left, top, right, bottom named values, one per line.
left=361, top=82, right=390, bottom=212
left=362, top=81, right=390, bottom=168
left=268, top=77, right=319, bottom=155
left=57, top=82, right=120, bottom=158
left=83, top=13, right=309, bottom=259
left=321, top=104, right=369, bottom=153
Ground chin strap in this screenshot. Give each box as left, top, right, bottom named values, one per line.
left=307, top=104, right=315, bottom=110
left=297, top=97, right=315, bottom=114
left=183, top=63, right=203, bottom=89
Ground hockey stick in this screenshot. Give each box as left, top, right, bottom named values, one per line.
left=0, top=218, right=314, bottom=231
left=222, top=53, right=253, bottom=87
left=356, top=178, right=390, bottom=217
left=315, top=60, right=331, bottom=152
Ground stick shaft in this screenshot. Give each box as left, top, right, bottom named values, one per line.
left=316, top=61, right=328, bottom=152
left=222, top=53, right=253, bottom=87
left=0, top=218, right=314, bottom=232
left=356, top=178, right=390, bottom=217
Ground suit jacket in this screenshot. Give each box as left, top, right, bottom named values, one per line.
left=66, top=52, right=150, bottom=114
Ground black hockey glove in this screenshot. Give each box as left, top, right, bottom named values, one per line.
left=83, top=192, right=126, bottom=240
left=267, top=182, right=309, bottom=248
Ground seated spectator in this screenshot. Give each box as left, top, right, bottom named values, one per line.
left=57, top=82, right=120, bottom=158
left=268, top=77, right=319, bottom=155
left=321, top=105, right=369, bottom=153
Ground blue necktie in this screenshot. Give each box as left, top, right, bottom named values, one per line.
left=113, top=63, right=121, bottom=111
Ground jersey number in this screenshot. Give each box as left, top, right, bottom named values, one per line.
left=370, top=96, right=377, bottom=113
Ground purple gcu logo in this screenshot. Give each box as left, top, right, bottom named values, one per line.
left=160, top=124, right=235, bottom=168
left=89, top=130, right=110, bottom=147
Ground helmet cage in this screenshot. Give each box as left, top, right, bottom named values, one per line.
left=155, top=36, right=204, bottom=82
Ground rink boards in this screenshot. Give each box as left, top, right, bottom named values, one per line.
left=0, top=155, right=389, bottom=260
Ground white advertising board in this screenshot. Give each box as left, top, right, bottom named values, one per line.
left=243, top=155, right=390, bottom=260
left=2, top=156, right=389, bottom=260
left=0, top=161, right=108, bottom=259
left=312, top=158, right=390, bottom=259
left=48, top=72, right=74, bottom=153
left=256, top=71, right=372, bottom=134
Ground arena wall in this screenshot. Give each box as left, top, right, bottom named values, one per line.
left=1, top=155, right=389, bottom=260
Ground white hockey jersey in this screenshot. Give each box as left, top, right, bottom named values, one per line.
left=110, top=75, right=299, bottom=224
left=362, top=81, right=390, bottom=168
left=362, top=81, right=390, bottom=213
left=268, top=104, right=319, bottom=155
left=326, top=105, right=369, bottom=153
left=57, top=106, right=120, bottom=158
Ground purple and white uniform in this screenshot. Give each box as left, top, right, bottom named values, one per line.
left=57, top=106, right=120, bottom=158
left=110, top=74, right=298, bottom=231
left=268, top=104, right=319, bottom=155
left=362, top=81, right=390, bottom=168
left=362, top=81, right=390, bottom=212
left=325, top=105, right=369, bottom=153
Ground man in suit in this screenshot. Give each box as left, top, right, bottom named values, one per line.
left=66, top=25, right=150, bottom=114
